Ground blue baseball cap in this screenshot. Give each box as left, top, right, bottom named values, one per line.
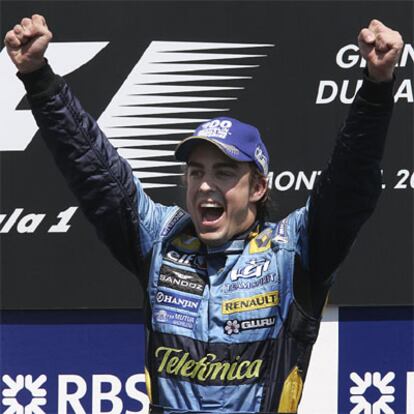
left=175, top=117, right=270, bottom=176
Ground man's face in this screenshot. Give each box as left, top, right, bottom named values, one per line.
left=185, top=142, right=267, bottom=246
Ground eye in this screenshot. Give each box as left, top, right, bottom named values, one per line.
left=188, top=169, right=203, bottom=178
left=217, top=169, right=234, bottom=178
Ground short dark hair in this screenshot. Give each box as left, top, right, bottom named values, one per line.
left=249, top=164, right=271, bottom=224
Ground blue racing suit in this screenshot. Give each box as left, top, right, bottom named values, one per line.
left=19, top=64, right=394, bottom=413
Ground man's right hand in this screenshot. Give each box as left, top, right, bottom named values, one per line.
left=4, top=14, right=52, bottom=74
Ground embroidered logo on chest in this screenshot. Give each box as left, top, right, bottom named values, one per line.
left=224, top=316, right=276, bottom=335
left=164, top=249, right=207, bottom=271
left=156, top=291, right=201, bottom=313
left=230, top=258, right=271, bottom=281
left=159, top=264, right=205, bottom=296
left=171, top=234, right=201, bottom=252
left=249, top=228, right=273, bottom=254
left=222, top=291, right=279, bottom=315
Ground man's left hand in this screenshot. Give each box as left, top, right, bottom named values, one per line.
left=358, top=19, right=403, bottom=82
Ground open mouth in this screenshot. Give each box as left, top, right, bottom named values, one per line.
left=199, top=202, right=225, bottom=224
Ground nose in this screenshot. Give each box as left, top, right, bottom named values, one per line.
left=199, top=175, right=216, bottom=192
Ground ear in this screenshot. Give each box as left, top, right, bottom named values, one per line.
left=249, top=174, right=268, bottom=202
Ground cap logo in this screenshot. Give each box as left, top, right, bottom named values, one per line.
left=255, top=146, right=269, bottom=175
left=216, top=141, right=240, bottom=156
left=196, top=119, right=232, bottom=140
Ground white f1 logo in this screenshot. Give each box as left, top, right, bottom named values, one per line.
left=0, top=41, right=108, bottom=151
left=0, top=40, right=272, bottom=189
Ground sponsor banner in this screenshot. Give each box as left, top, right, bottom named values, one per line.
left=158, top=264, right=205, bottom=296
left=155, top=290, right=202, bottom=313
left=338, top=307, right=414, bottom=414
left=222, top=291, right=279, bottom=315
left=0, top=310, right=149, bottom=414
left=1, top=306, right=413, bottom=413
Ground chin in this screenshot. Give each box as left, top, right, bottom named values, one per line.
left=198, top=230, right=228, bottom=247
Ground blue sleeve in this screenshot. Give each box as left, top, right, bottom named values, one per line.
left=293, top=200, right=310, bottom=269
left=134, top=177, right=177, bottom=257
left=19, top=64, right=173, bottom=284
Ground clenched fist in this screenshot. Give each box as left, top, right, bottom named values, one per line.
left=4, top=14, right=52, bottom=74
left=358, top=19, right=403, bottom=82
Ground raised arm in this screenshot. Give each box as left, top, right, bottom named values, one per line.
left=295, top=20, right=403, bottom=315
left=4, top=15, right=176, bottom=285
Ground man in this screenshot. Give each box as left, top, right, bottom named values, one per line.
left=4, top=15, right=403, bottom=414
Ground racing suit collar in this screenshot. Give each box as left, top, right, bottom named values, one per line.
left=203, top=221, right=260, bottom=255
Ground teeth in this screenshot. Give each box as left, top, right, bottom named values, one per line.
left=201, top=202, right=222, bottom=208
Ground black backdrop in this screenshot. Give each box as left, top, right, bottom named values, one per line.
left=1, top=0, right=413, bottom=309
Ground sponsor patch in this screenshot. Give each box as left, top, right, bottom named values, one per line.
left=156, top=290, right=201, bottom=313
left=155, top=346, right=262, bottom=383
left=171, top=234, right=201, bottom=252
left=154, top=308, right=196, bottom=330
left=159, top=265, right=205, bottom=296
left=224, top=317, right=276, bottom=335
left=275, top=218, right=289, bottom=244
left=223, top=273, right=278, bottom=293
left=153, top=330, right=270, bottom=386
left=230, top=258, right=271, bottom=281
left=222, top=291, right=279, bottom=315
left=160, top=209, right=186, bottom=237
left=164, top=249, right=207, bottom=271
left=249, top=228, right=273, bottom=254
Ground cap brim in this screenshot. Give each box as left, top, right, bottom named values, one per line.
left=175, top=136, right=252, bottom=163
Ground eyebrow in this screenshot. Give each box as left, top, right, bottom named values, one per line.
left=187, top=161, right=239, bottom=169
